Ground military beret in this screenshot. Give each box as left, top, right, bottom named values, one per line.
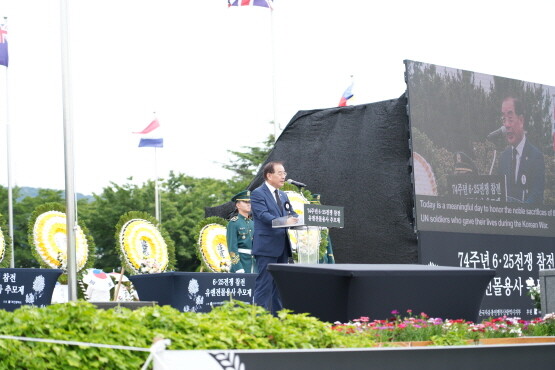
left=231, top=190, right=251, bottom=202
left=454, top=152, right=477, bottom=175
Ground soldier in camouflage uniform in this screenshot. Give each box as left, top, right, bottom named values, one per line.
left=226, top=190, right=257, bottom=273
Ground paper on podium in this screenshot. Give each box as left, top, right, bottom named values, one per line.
left=272, top=215, right=305, bottom=228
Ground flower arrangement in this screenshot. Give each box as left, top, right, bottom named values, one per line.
left=281, top=186, right=328, bottom=261
left=115, top=211, right=175, bottom=275
left=331, top=309, right=555, bottom=344
left=527, top=313, right=555, bottom=337
left=0, top=213, right=12, bottom=268
left=526, top=277, right=541, bottom=310
left=193, top=217, right=231, bottom=272
left=139, top=258, right=162, bottom=274
left=78, top=269, right=139, bottom=302
left=27, top=203, right=95, bottom=274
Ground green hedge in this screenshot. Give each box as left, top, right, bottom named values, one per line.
left=5, top=300, right=553, bottom=369
left=0, top=301, right=368, bottom=369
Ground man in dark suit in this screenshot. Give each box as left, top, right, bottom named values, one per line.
left=498, top=96, right=545, bottom=203
left=251, top=161, right=298, bottom=315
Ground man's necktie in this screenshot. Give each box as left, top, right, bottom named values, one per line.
left=512, top=147, right=518, bottom=184
left=274, top=189, right=283, bottom=214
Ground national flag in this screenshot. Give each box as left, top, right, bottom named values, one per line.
left=134, top=119, right=163, bottom=148
left=139, top=138, right=164, bottom=148
left=0, top=22, right=8, bottom=67
left=133, top=119, right=160, bottom=134
left=228, top=0, right=273, bottom=9
left=338, top=82, right=354, bottom=107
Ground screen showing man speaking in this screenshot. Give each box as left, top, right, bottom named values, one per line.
left=406, top=60, right=555, bottom=238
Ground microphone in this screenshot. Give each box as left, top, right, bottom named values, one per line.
left=287, top=179, right=307, bottom=188
left=487, top=126, right=507, bottom=140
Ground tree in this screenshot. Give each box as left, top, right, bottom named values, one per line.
left=221, top=134, right=274, bottom=189
left=0, top=186, right=66, bottom=267
left=1, top=133, right=276, bottom=272
left=161, top=171, right=234, bottom=271
left=81, top=173, right=234, bottom=272
left=79, top=180, right=159, bottom=272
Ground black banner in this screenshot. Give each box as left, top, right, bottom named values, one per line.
left=0, top=268, right=62, bottom=311
left=303, top=204, right=344, bottom=228
left=419, top=231, right=555, bottom=319
left=130, top=272, right=256, bottom=313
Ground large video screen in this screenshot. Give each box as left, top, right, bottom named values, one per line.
left=406, top=60, right=555, bottom=237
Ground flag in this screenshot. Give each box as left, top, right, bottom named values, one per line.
left=0, top=22, right=8, bottom=67
left=338, top=82, right=353, bottom=107
left=133, top=119, right=160, bottom=134
left=228, top=0, right=272, bottom=9
left=134, top=119, right=163, bottom=148
left=139, top=138, right=163, bottom=148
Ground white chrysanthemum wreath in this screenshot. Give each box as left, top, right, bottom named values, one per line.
left=193, top=216, right=230, bottom=273
left=28, top=203, right=94, bottom=272
left=116, top=211, right=175, bottom=275
left=0, top=212, right=10, bottom=268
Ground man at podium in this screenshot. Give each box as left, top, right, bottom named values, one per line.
left=251, top=161, right=297, bottom=315
left=497, top=96, right=545, bottom=203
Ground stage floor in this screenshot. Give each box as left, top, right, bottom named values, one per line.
left=268, top=264, right=495, bottom=322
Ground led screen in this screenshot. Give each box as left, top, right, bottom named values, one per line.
left=406, top=60, right=555, bottom=238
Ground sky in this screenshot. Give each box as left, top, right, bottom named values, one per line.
left=1, top=0, right=555, bottom=195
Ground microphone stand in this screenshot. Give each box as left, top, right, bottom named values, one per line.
left=488, top=149, right=497, bottom=175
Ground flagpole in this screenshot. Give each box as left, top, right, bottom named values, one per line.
left=60, top=0, right=78, bottom=301
left=270, top=6, right=278, bottom=142
left=6, top=72, right=14, bottom=267
left=3, top=16, right=14, bottom=267
left=154, top=147, right=161, bottom=224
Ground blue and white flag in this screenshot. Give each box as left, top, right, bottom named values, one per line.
left=228, top=0, right=272, bottom=8
left=0, top=22, right=8, bottom=67
left=134, top=119, right=163, bottom=148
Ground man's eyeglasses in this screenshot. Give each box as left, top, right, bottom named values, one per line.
left=274, top=171, right=287, bottom=176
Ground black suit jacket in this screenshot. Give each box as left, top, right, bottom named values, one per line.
left=498, top=140, right=545, bottom=203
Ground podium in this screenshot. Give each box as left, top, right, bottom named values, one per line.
left=272, top=204, right=344, bottom=264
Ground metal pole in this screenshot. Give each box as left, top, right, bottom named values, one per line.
left=270, top=7, right=278, bottom=142
left=6, top=100, right=14, bottom=267
left=4, top=28, right=14, bottom=267
left=154, top=147, right=160, bottom=223
left=2, top=16, right=14, bottom=267
left=60, top=0, right=78, bottom=301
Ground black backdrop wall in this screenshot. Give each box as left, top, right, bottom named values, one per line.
left=207, top=95, right=418, bottom=264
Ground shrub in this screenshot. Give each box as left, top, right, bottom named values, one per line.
left=0, top=301, right=372, bottom=369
